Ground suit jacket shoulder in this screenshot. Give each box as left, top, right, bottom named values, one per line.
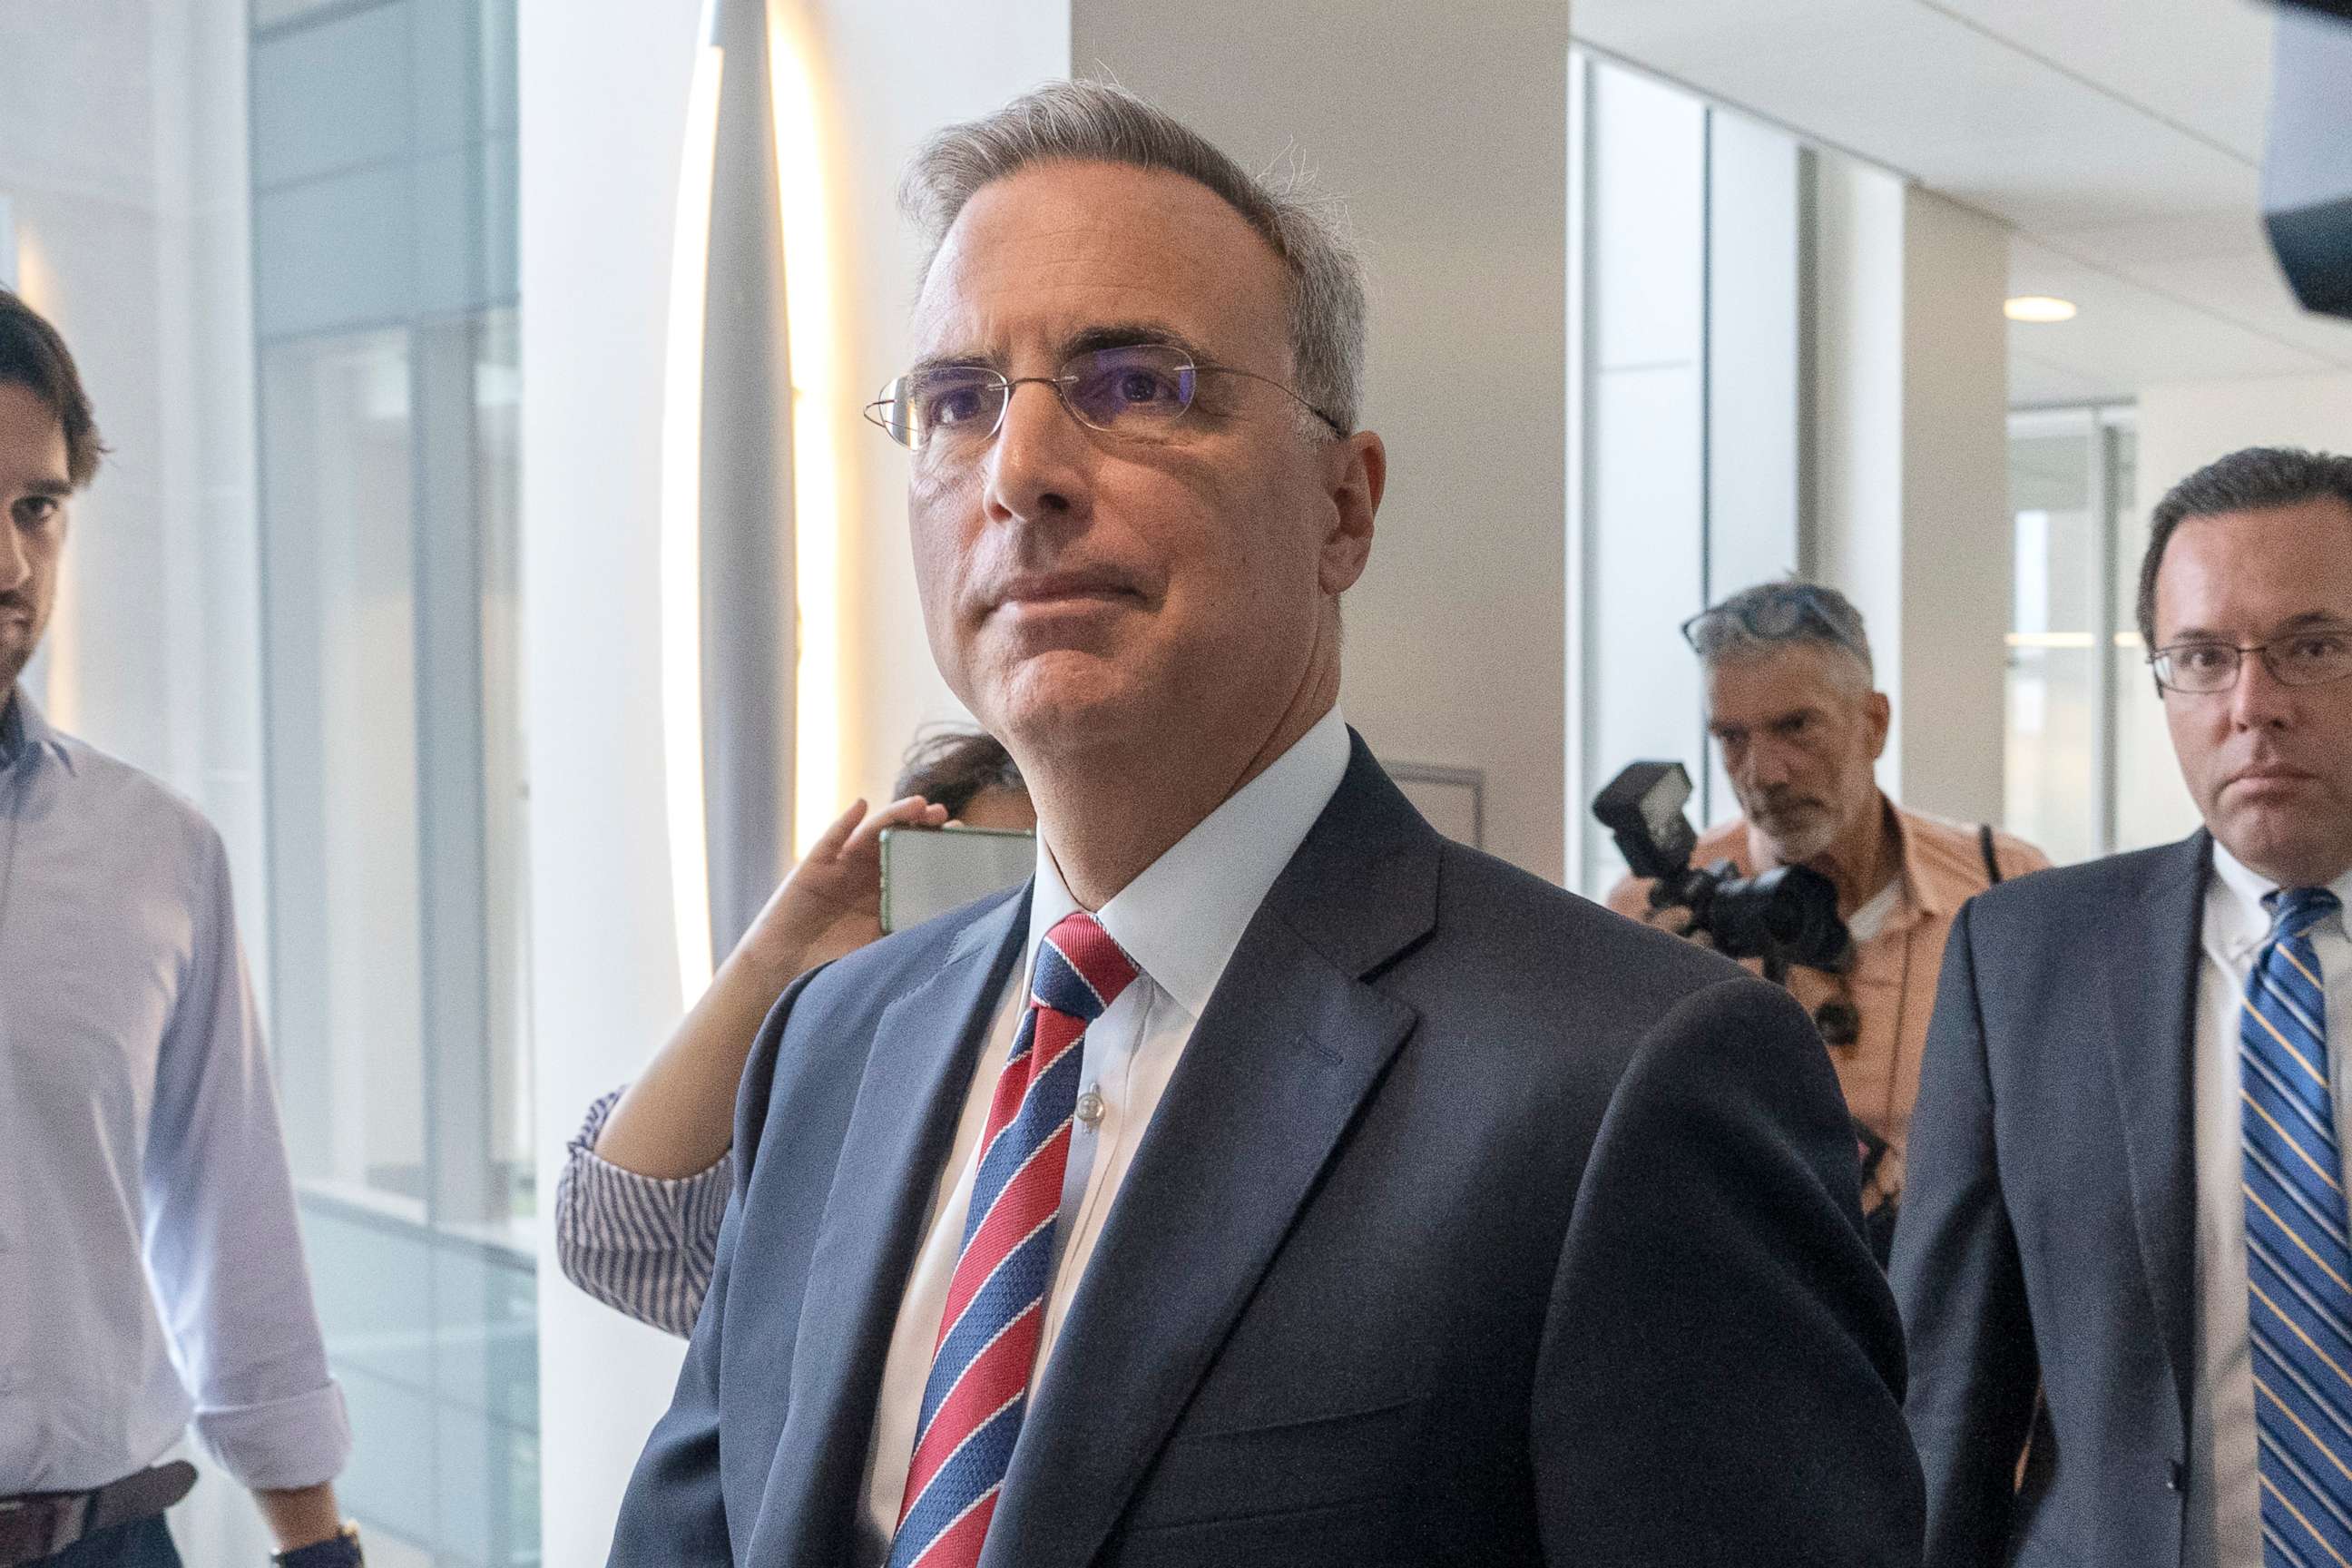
left=1960, top=832, right=2205, bottom=939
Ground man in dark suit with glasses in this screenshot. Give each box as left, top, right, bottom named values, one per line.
left=1897, top=446, right=2352, bottom=1568
left=609, top=79, right=1921, bottom=1568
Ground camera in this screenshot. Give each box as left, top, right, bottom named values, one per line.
left=1592, top=760, right=1855, bottom=981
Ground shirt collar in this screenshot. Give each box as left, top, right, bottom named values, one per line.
left=2208, top=838, right=2352, bottom=957
left=0, top=684, right=71, bottom=778
left=1024, top=706, right=1351, bottom=1019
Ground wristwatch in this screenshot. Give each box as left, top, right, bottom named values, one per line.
left=272, top=1524, right=364, bottom=1568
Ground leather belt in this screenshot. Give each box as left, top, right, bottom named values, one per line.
left=0, top=1462, right=197, bottom=1567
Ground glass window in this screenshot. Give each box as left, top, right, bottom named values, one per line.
left=1568, top=50, right=1807, bottom=896
left=3, top=1, right=532, bottom=1561
left=261, top=328, right=428, bottom=1208
left=245, top=3, right=534, bottom=1562
left=2004, top=408, right=2168, bottom=863
left=2004, top=422, right=2101, bottom=865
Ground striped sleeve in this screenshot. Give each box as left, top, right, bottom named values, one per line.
left=553, top=1086, right=735, bottom=1338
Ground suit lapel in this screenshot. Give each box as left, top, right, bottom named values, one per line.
left=2099, top=830, right=2210, bottom=1428
left=980, top=738, right=1440, bottom=1568
left=742, top=888, right=1030, bottom=1568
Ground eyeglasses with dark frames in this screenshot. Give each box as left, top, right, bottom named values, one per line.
left=2148, top=627, right=2352, bottom=694
left=863, top=341, right=1348, bottom=453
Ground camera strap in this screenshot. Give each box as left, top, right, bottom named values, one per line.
left=1977, top=823, right=2004, bottom=886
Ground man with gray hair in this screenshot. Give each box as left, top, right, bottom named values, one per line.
left=1609, top=580, right=2047, bottom=1259
left=610, top=83, right=1920, bottom=1568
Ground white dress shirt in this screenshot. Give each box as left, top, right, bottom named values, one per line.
left=849, top=706, right=1349, bottom=1564
left=2188, top=841, right=2352, bottom=1568
left=0, top=687, right=349, bottom=1494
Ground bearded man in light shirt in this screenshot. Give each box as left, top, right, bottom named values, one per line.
left=0, top=292, right=359, bottom=1565
left=610, top=80, right=1920, bottom=1568
left=1608, top=580, right=2048, bottom=1260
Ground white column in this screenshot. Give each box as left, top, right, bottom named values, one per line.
left=519, top=2, right=702, bottom=1559
left=1810, top=166, right=2011, bottom=826
left=1073, top=0, right=1573, bottom=881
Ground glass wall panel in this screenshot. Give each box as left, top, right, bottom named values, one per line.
left=2004, top=410, right=2171, bottom=863
left=4, top=0, right=529, bottom=1560
left=248, top=0, right=535, bottom=1561
left=1568, top=51, right=1807, bottom=896
left=2005, top=424, right=2100, bottom=865
left=262, top=328, right=428, bottom=1206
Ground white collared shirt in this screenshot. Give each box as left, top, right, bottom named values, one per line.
left=2188, top=842, right=2352, bottom=1568
left=851, top=706, right=1351, bottom=1563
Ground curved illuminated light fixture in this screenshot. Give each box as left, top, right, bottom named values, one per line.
left=662, top=0, right=839, bottom=1000
left=2004, top=295, right=2078, bottom=324
left=767, top=3, right=844, bottom=861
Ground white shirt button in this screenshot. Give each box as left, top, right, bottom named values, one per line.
left=1074, top=1087, right=1106, bottom=1128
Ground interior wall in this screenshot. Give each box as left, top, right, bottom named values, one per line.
left=519, top=1, right=709, bottom=1557
left=1811, top=163, right=2012, bottom=827
left=1895, top=188, right=2012, bottom=826
left=1073, top=0, right=1573, bottom=880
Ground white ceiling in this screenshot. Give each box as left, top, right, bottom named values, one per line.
left=1571, top=0, right=2352, bottom=405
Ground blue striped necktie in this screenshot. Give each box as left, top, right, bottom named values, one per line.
left=2241, top=885, right=2352, bottom=1567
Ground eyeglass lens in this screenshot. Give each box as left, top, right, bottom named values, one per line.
left=2155, top=631, right=2352, bottom=692
left=875, top=344, right=1200, bottom=450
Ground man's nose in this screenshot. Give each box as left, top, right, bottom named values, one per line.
left=1743, top=737, right=1793, bottom=787
left=2229, top=649, right=2298, bottom=731
left=0, top=520, right=29, bottom=594
left=980, top=380, right=1089, bottom=526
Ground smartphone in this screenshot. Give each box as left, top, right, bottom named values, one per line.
left=879, top=825, right=1035, bottom=934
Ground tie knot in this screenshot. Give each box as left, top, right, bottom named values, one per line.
left=1034, top=911, right=1140, bottom=1024
left=2268, top=886, right=2342, bottom=941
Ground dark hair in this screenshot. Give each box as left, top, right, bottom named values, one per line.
left=893, top=729, right=1024, bottom=818
left=0, top=289, right=104, bottom=489
left=2138, top=446, right=2352, bottom=644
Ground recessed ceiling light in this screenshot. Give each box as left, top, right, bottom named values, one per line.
left=2004, top=295, right=2078, bottom=324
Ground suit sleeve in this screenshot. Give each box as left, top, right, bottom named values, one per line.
left=1887, top=900, right=2043, bottom=1568
left=604, top=968, right=816, bottom=1567
left=1533, top=974, right=1924, bottom=1567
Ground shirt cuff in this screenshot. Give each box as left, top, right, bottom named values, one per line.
left=193, top=1380, right=353, bottom=1491
left=555, top=1085, right=733, bottom=1337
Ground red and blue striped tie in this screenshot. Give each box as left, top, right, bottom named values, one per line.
left=887, top=911, right=1138, bottom=1568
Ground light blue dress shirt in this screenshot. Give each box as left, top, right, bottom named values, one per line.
left=0, top=686, right=350, bottom=1494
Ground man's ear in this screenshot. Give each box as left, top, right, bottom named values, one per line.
left=1318, top=430, right=1384, bottom=597
left=1865, top=690, right=1892, bottom=760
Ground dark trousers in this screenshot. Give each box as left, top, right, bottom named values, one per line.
left=39, top=1517, right=181, bottom=1568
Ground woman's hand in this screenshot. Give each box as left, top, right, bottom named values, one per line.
left=733, top=796, right=949, bottom=983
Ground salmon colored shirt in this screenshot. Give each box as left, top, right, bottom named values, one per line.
left=1606, top=798, right=2049, bottom=1210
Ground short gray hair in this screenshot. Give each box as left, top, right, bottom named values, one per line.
left=899, top=79, right=1368, bottom=433
left=1687, top=580, right=1876, bottom=684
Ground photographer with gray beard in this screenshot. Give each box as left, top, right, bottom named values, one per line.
left=1609, top=580, right=2047, bottom=1258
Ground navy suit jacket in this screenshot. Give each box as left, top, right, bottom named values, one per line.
left=1893, top=831, right=2212, bottom=1568
left=610, top=737, right=1923, bottom=1566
